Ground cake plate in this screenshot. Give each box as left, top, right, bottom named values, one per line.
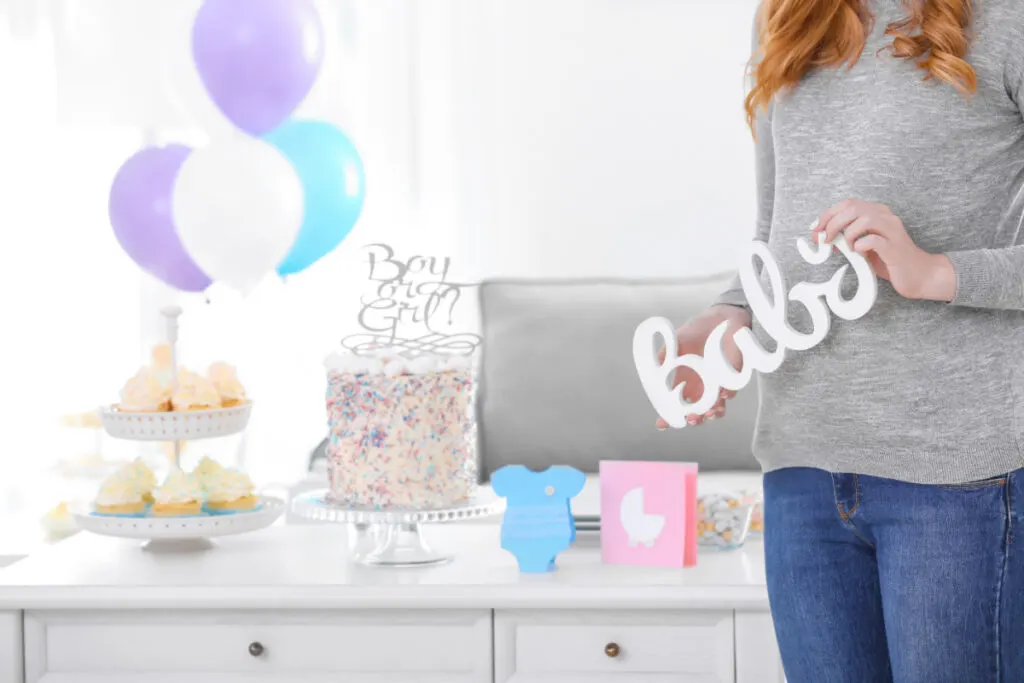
left=291, top=490, right=505, bottom=567
left=72, top=496, right=285, bottom=552
left=100, top=402, right=252, bottom=441
left=99, top=306, right=252, bottom=467
left=84, top=306, right=268, bottom=551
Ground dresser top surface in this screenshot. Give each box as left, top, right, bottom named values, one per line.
left=0, top=525, right=768, bottom=610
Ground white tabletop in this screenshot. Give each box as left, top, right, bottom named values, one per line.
left=0, top=525, right=769, bottom=611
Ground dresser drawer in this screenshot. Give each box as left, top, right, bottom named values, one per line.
left=24, top=610, right=491, bottom=683
left=495, top=610, right=734, bottom=683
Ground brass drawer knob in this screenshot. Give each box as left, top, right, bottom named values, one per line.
left=604, top=642, right=621, bottom=658
left=248, top=642, right=265, bottom=657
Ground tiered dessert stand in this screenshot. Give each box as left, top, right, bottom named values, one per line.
left=292, top=489, right=504, bottom=567
left=75, top=306, right=284, bottom=551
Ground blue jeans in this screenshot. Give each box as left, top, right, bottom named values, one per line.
left=764, top=467, right=1024, bottom=683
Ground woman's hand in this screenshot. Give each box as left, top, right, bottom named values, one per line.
left=655, top=305, right=750, bottom=430
left=812, top=199, right=956, bottom=302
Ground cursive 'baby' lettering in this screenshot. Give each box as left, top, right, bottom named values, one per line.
left=633, top=234, right=877, bottom=429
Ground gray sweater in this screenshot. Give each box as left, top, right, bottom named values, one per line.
left=718, top=0, right=1024, bottom=484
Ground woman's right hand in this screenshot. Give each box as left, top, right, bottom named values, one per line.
left=655, top=305, right=750, bottom=430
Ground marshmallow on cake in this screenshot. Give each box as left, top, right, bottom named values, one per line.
left=325, top=351, right=477, bottom=509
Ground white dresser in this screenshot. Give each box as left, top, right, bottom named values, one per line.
left=0, top=525, right=784, bottom=683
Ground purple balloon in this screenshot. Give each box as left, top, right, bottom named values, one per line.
left=109, top=145, right=212, bottom=293
left=191, top=0, right=324, bottom=136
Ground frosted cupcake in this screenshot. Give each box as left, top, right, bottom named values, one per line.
left=171, top=374, right=222, bottom=411
left=101, top=458, right=156, bottom=504
left=191, top=456, right=224, bottom=493
left=127, top=457, right=158, bottom=503
left=94, top=474, right=146, bottom=516
left=151, top=469, right=204, bottom=517
left=207, top=362, right=247, bottom=407
left=176, top=368, right=201, bottom=387
left=205, top=468, right=258, bottom=513
left=118, top=368, right=172, bottom=412
left=61, top=410, right=102, bottom=429
left=41, top=501, right=78, bottom=539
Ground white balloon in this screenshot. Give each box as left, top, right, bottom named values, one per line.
left=161, top=0, right=236, bottom=139
left=172, top=135, right=304, bottom=295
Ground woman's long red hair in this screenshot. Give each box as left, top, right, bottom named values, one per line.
left=745, top=0, right=976, bottom=130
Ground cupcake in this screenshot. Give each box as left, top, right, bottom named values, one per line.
left=191, top=455, right=224, bottom=493
left=151, top=469, right=204, bottom=517
left=171, top=374, right=222, bottom=411
left=100, top=458, right=156, bottom=504
left=176, top=368, right=201, bottom=387
left=41, top=501, right=78, bottom=539
left=61, top=410, right=102, bottom=429
left=126, top=457, right=157, bottom=504
left=118, top=368, right=172, bottom=412
left=205, top=468, right=259, bottom=513
left=207, top=362, right=247, bottom=407
left=94, top=473, right=146, bottom=516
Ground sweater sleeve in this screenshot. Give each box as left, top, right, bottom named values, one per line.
left=714, top=12, right=774, bottom=311
left=944, top=249, right=1024, bottom=310
left=943, top=26, right=1024, bottom=311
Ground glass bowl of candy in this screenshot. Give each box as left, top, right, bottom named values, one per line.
left=696, top=489, right=761, bottom=550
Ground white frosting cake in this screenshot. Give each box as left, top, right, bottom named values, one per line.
left=324, top=351, right=477, bottom=509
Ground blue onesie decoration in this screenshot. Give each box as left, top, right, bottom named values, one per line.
left=491, top=465, right=587, bottom=573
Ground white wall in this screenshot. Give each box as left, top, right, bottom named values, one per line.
left=421, top=0, right=760, bottom=280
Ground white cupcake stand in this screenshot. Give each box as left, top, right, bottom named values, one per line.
left=291, top=490, right=504, bottom=567
left=78, top=306, right=284, bottom=551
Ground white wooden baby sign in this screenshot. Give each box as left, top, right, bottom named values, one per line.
left=634, top=231, right=877, bottom=428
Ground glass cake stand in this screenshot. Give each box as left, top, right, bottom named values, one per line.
left=291, top=489, right=504, bottom=567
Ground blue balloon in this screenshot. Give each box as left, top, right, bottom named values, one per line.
left=264, top=120, right=366, bottom=275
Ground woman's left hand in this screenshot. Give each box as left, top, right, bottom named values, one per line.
left=812, top=199, right=957, bottom=302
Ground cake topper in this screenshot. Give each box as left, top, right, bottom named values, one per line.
left=634, top=230, right=878, bottom=428
left=341, top=243, right=482, bottom=357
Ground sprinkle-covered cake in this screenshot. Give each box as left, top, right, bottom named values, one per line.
left=324, top=352, right=477, bottom=509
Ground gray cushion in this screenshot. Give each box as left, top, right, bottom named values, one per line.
left=477, top=277, right=760, bottom=478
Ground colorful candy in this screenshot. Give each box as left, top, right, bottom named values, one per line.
left=749, top=500, right=764, bottom=535
left=696, top=491, right=759, bottom=549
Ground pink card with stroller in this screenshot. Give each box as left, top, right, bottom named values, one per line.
left=600, top=461, right=698, bottom=567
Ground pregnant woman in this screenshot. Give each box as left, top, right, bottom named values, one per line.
left=667, top=1, right=1024, bottom=681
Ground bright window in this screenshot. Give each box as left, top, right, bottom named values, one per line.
left=0, top=0, right=758, bottom=531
